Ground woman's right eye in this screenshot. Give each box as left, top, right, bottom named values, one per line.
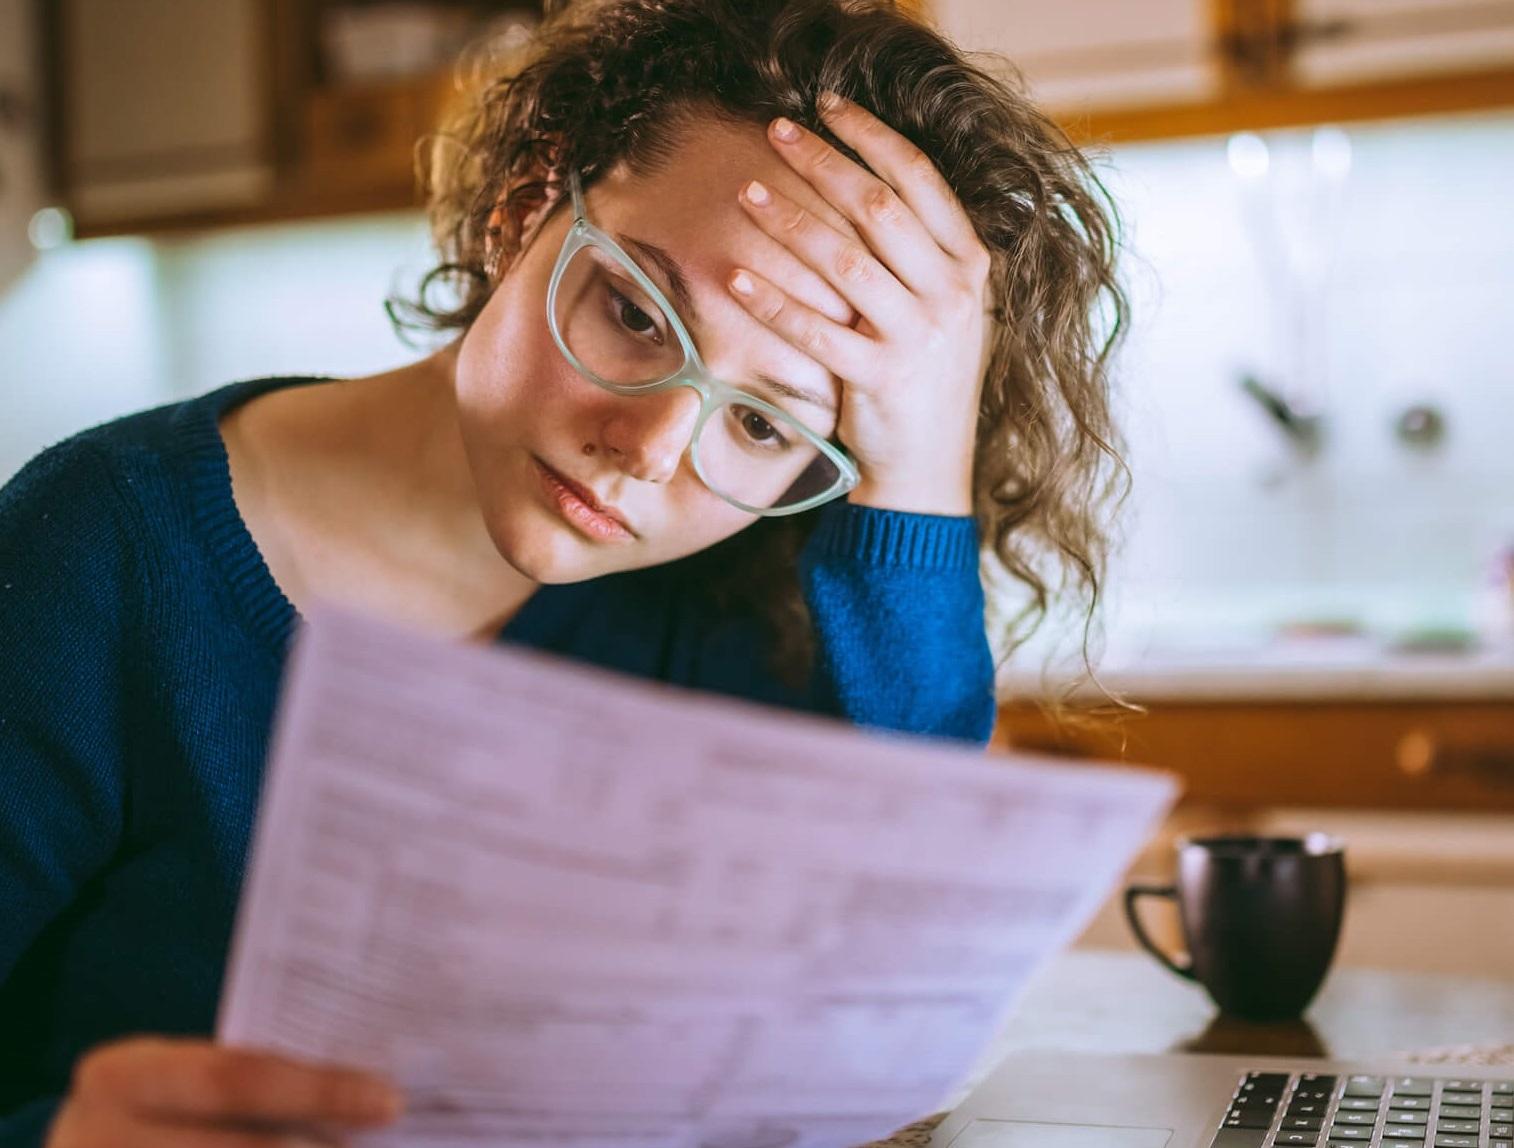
left=606, top=283, right=664, bottom=345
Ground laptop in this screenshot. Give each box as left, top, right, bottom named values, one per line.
left=932, top=1050, right=1514, bottom=1147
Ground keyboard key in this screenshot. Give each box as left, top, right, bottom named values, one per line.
left=1276, top=1133, right=1321, bottom=1144
left=1327, top=1128, right=1372, bottom=1141
left=1435, top=1120, right=1479, bottom=1133
left=1280, top=1116, right=1324, bottom=1131
left=1209, top=1131, right=1270, bottom=1148
left=1334, top=1111, right=1377, bottom=1125
left=1438, top=1105, right=1481, bottom=1120
left=1394, top=1079, right=1436, bottom=1096
left=1223, top=1109, right=1274, bottom=1128
left=1433, top=1136, right=1479, bottom=1148
left=1435, top=1096, right=1483, bottom=1114
left=1386, top=1112, right=1429, bottom=1125
left=1339, top=1098, right=1383, bottom=1111
left=1287, top=1101, right=1327, bottom=1116
left=1494, top=1082, right=1514, bottom=1094
left=1441, top=1081, right=1484, bottom=1092
left=1492, top=1125, right=1514, bottom=1138
left=1495, top=1107, right=1514, bottom=1121
left=1346, top=1077, right=1386, bottom=1097
left=1383, top=1129, right=1426, bottom=1141
left=1390, top=1096, right=1431, bottom=1110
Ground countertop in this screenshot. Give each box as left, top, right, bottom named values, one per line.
left=997, top=636, right=1514, bottom=703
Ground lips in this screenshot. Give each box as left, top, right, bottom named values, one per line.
left=534, top=458, right=636, bottom=541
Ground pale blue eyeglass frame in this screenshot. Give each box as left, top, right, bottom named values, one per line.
left=545, top=170, right=860, bottom=517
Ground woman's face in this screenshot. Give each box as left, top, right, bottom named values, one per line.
left=453, top=115, right=857, bottom=585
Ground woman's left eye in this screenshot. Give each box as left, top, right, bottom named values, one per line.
left=733, top=406, right=791, bottom=448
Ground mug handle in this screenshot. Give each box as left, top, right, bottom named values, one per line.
left=1123, top=883, right=1196, bottom=981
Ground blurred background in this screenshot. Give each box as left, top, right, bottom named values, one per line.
left=2, top=1, right=1514, bottom=968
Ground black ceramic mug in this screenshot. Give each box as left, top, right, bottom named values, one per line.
left=1123, top=834, right=1347, bottom=1022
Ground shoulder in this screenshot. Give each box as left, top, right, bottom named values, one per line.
left=0, top=431, right=148, bottom=649
left=1, top=377, right=322, bottom=550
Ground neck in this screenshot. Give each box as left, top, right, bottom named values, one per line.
left=342, top=340, right=540, bottom=637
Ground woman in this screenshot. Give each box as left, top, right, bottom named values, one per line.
left=0, top=0, right=1125, bottom=1144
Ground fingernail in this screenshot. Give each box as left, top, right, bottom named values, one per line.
left=743, top=180, right=770, bottom=206
left=770, top=117, right=800, bottom=143
left=729, top=270, right=754, bottom=296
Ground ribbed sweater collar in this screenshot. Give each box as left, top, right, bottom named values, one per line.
left=181, top=376, right=331, bottom=659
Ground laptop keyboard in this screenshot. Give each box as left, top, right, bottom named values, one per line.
left=1210, top=1070, right=1514, bottom=1147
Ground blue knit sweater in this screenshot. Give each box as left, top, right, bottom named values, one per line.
left=0, top=376, right=995, bottom=1145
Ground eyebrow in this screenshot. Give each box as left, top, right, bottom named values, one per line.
left=753, top=371, right=837, bottom=415
left=618, top=233, right=701, bottom=327
left=616, top=230, right=838, bottom=416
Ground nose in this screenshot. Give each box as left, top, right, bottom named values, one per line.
left=597, top=387, right=702, bottom=483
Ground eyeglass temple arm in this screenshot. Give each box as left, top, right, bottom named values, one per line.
left=567, top=170, right=586, bottom=220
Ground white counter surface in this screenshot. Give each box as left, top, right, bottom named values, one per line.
left=998, top=637, right=1514, bottom=703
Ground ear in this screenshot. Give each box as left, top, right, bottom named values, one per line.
left=483, top=139, right=565, bottom=278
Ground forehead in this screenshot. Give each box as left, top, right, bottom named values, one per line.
left=580, top=116, right=855, bottom=407
left=600, top=114, right=856, bottom=240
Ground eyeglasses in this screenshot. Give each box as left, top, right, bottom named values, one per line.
left=545, top=171, right=860, bottom=516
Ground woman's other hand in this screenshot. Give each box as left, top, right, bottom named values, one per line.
left=729, top=91, right=992, bottom=517
left=45, top=1037, right=403, bottom=1148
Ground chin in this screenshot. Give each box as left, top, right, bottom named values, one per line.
left=484, top=502, right=625, bottom=585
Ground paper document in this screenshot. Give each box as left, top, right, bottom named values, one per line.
left=218, top=605, right=1176, bottom=1148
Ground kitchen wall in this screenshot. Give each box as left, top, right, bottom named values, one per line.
left=1101, top=109, right=1514, bottom=651
left=2, top=111, right=1510, bottom=650
left=1, top=211, right=439, bottom=480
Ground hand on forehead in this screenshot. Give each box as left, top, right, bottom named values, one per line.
left=593, top=117, right=861, bottom=329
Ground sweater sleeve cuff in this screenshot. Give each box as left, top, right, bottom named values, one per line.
left=802, top=501, right=980, bottom=571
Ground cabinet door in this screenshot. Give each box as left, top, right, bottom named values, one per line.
left=1290, top=0, right=1514, bottom=86
left=932, top=0, right=1222, bottom=111
left=57, top=0, right=275, bottom=226
left=0, top=0, right=45, bottom=292
left=996, top=700, right=1514, bottom=811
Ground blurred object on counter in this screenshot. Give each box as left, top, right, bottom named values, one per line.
left=1273, top=617, right=1364, bottom=641
left=1386, top=624, right=1478, bottom=657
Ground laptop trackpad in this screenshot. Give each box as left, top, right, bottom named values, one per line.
left=946, top=1120, right=1173, bottom=1147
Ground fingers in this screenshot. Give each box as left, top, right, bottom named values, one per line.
left=74, top=1038, right=403, bottom=1129
left=54, top=1108, right=334, bottom=1148
left=763, top=112, right=949, bottom=297
left=738, top=176, right=914, bottom=334
left=727, top=267, right=873, bottom=387
left=811, top=93, right=988, bottom=271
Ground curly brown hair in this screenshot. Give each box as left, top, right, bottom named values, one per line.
left=389, top=0, right=1129, bottom=690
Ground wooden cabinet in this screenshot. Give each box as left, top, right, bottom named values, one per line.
left=50, top=0, right=275, bottom=229
left=996, top=698, right=1514, bottom=811
left=1288, top=0, right=1514, bottom=86
left=0, top=0, right=46, bottom=291
left=932, top=0, right=1514, bottom=143
left=930, top=0, right=1222, bottom=112
left=44, top=0, right=538, bottom=236
left=40, top=0, right=1514, bottom=234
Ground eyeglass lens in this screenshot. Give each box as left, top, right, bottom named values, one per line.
left=552, top=243, right=843, bottom=511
